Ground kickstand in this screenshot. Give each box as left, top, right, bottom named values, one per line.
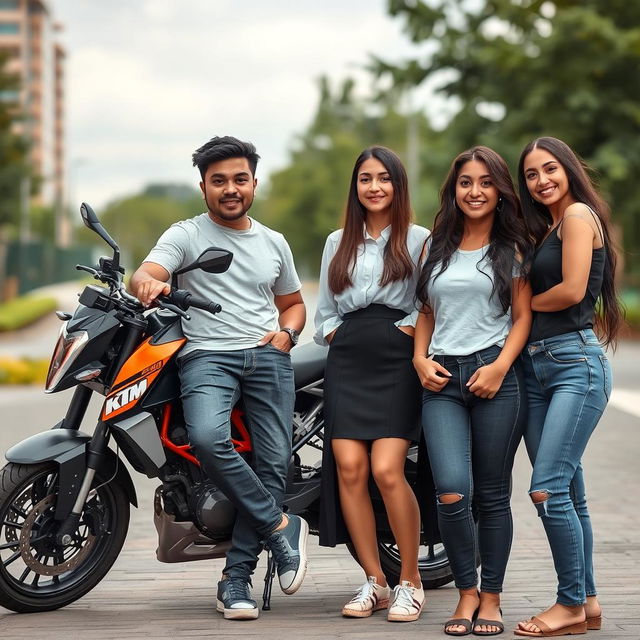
left=262, top=549, right=276, bottom=611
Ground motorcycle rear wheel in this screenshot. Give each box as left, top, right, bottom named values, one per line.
left=347, top=540, right=454, bottom=589
left=0, top=461, right=130, bottom=613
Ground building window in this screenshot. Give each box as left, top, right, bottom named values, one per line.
left=0, top=1, right=19, bottom=10
left=0, top=22, right=20, bottom=34
left=0, top=89, right=19, bottom=102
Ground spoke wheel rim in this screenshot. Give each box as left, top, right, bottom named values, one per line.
left=0, top=467, right=116, bottom=598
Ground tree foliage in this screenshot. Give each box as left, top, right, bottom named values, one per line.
left=0, top=55, right=30, bottom=230
left=78, top=184, right=201, bottom=268
left=380, top=0, right=640, bottom=275
left=259, top=77, right=437, bottom=276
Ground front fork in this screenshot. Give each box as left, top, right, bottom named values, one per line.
left=55, top=420, right=111, bottom=545
left=62, top=385, right=93, bottom=431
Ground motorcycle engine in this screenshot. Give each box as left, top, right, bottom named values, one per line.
left=189, top=481, right=236, bottom=541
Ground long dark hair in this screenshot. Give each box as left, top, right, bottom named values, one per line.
left=417, top=146, right=533, bottom=315
left=517, top=136, right=623, bottom=347
left=328, top=146, right=413, bottom=294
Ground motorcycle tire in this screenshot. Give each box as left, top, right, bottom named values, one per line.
left=347, top=540, right=455, bottom=589
left=0, top=461, right=130, bottom=613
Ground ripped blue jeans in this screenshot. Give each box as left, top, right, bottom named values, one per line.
left=422, top=345, right=524, bottom=593
left=522, top=329, right=611, bottom=606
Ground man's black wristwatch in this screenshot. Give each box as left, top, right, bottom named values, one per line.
left=280, top=327, right=299, bottom=346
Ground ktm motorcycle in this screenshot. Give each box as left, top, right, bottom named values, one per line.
left=0, top=204, right=452, bottom=614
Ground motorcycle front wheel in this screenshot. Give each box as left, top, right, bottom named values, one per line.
left=347, top=540, right=454, bottom=589
left=0, top=461, right=130, bottom=613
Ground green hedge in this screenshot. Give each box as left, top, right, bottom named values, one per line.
left=625, top=305, right=640, bottom=332
left=0, top=295, right=57, bottom=332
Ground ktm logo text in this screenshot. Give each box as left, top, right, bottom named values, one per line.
left=105, top=379, right=148, bottom=416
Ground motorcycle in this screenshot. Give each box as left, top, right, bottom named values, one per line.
left=0, top=204, right=452, bottom=614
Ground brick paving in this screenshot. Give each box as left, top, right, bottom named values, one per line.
left=0, top=337, right=638, bottom=638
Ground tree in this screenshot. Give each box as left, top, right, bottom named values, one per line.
left=0, top=63, right=29, bottom=226
left=0, top=54, right=30, bottom=230
left=78, top=185, right=200, bottom=268
left=380, top=0, right=640, bottom=276
left=259, top=77, right=437, bottom=276
left=0, top=55, right=31, bottom=300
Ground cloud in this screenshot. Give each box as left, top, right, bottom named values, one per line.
left=53, top=0, right=425, bottom=208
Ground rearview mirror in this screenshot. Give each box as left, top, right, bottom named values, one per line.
left=174, top=247, right=233, bottom=276
left=80, top=202, right=121, bottom=270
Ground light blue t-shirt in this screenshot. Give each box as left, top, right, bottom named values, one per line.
left=427, top=246, right=521, bottom=356
left=144, top=213, right=301, bottom=356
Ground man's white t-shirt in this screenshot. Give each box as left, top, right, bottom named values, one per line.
left=144, top=213, right=301, bottom=357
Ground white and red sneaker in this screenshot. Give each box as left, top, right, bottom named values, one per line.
left=387, top=581, right=425, bottom=622
left=341, top=576, right=390, bottom=618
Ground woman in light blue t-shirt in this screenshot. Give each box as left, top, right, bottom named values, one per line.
left=413, top=146, right=534, bottom=636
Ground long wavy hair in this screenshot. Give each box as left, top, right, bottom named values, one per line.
left=328, top=146, right=414, bottom=294
left=517, top=136, right=623, bottom=347
left=416, top=146, right=533, bottom=316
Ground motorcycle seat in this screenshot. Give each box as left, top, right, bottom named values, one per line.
left=291, top=341, right=328, bottom=389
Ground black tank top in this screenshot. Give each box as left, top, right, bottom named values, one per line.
left=529, top=210, right=605, bottom=342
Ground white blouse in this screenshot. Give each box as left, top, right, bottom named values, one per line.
left=314, top=224, right=430, bottom=345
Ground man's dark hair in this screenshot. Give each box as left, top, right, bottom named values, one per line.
left=192, top=136, right=260, bottom=179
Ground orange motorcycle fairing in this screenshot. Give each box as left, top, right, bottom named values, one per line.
left=101, top=336, right=186, bottom=421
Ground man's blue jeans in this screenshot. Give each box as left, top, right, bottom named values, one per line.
left=522, top=329, right=611, bottom=606
left=179, top=346, right=295, bottom=579
left=422, top=345, right=524, bottom=593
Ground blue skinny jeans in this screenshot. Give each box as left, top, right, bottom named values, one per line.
left=422, top=345, right=524, bottom=593
left=522, top=328, right=611, bottom=606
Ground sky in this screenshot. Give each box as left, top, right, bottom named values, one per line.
left=51, top=0, right=434, bottom=211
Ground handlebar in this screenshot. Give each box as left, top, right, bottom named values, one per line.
left=158, top=289, right=222, bottom=316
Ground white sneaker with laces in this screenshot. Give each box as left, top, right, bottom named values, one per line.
left=387, top=580, right=425, bottom=622
left=341, top=576, right=391, bottom=618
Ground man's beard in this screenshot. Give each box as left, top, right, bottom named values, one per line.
left=204, top=193, right=252, bottom=221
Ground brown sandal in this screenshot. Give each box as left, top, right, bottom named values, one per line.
left=586, top=615, right=602, bottom=630
left=514, top=616, right=587, bottom=637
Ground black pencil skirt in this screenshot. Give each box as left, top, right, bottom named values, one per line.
left=319, top=304, right=422, bottom=547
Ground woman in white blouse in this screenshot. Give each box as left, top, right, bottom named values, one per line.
left=314, top=146, right=429, bottom=622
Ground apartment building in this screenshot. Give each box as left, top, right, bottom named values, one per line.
left=0, top=0, right=66, bottom=243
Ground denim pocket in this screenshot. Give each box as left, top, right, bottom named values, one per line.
left=545, top=343, right=586, bottom=364
left=477, top=348, right=501, bottom=366
left=265, top=343, right=291, bottom=356
left=598, top=354, right=612, bottom=400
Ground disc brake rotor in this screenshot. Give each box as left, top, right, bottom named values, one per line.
left=4, top=491, right=28, bottom=545
left=19, top=494, right=96, bottom=576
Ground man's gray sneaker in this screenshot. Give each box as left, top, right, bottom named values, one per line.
left=264, top=514, right=309, bottom=594
left=216, top=576, right=259, bottom=620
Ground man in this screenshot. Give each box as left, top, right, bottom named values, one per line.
left=131, top=136, right=308, bottom=620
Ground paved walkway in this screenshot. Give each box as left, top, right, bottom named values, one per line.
left=0, top=290, right=638, bottom=638
left=1, top=391, right=638, bottom=637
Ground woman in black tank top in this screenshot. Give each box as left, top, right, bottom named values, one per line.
left=514, top=137, right=623, bottom=638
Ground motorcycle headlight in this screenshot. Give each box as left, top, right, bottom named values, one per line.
left=45, top=324, right=89, bottom=392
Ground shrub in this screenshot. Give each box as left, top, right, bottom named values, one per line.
left=0, top=295, right=57, bottom=332
left=0, top=357, right=49, bottom=385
